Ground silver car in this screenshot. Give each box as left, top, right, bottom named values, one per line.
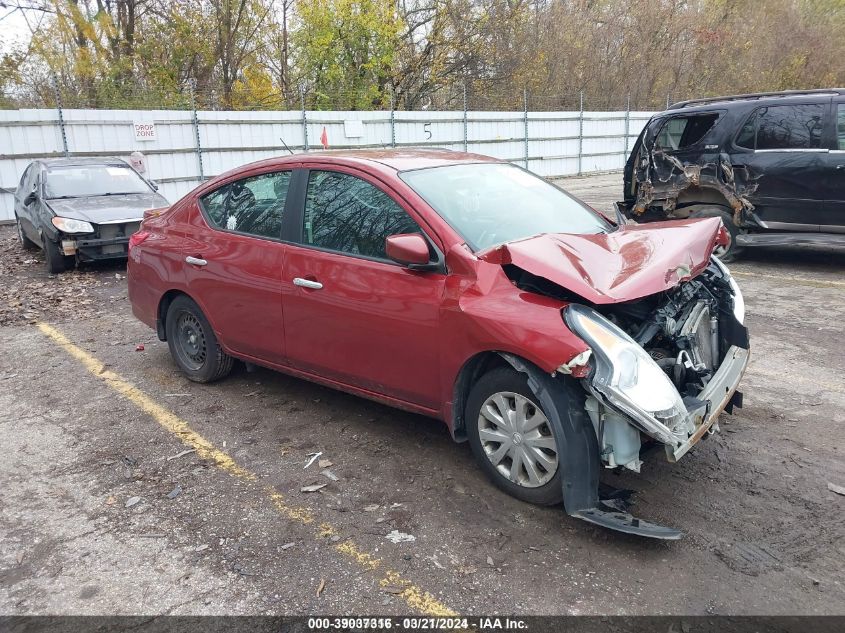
left=14, top=157, right=169, bottom=273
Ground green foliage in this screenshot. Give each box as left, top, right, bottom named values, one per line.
left=292, top=0, right=403, bottom=109
left=3, top=0, right=845, bottom=111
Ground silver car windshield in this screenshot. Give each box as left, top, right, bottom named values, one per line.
left=399, top=163, right=609, bottom=251
left=45, top=165, right=151, bottom=199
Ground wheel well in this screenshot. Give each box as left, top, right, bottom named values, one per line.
left=450, top=351, right=514, bottom=442
left=673, top=186, right=731, bottom=217
left=156, top=289, right=188, bottom=341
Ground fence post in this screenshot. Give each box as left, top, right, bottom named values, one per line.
left=300, top=86, right=309, bottom=151
left=523, top=89, right=529, bottom=169
left=462, top=83, right=468, bottom=152
left=577, top=91, right=584, bottom=175
left=188, top=80, right=204, bottom=181
left=624, top=93, right=631, bottom=160
left=52, top=76, right=69, bottom=157
left=390, top=89, right=396, bottom=149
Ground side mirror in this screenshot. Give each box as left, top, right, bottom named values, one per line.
left=385, top=233, right=431, bottom=267
left=24, top=191, right=37, bottom=205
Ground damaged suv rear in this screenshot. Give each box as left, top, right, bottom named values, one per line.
left=621, top=89, right=845, bottom=260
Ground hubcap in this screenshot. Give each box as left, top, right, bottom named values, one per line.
left=477, top=391, right=558, bottom=488
left=175, top=312, right=206, bottom=370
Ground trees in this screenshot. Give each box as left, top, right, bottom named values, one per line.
left=2, top=0, right=844, bottom=111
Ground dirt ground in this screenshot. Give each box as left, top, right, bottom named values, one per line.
left=1, top=172, right=843, bottom=616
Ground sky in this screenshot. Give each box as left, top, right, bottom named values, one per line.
left=0, top=4, right=42, bottom=55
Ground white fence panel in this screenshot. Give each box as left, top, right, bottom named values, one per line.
left=0, top=107, right=656, bottom=222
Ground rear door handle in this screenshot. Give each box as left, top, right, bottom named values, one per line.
left=185, top=255, right=207, bottom=266
left=293, top=277, right=323, bottom=290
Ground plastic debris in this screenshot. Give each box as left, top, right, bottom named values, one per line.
left=828, top=482, right=845, bottom=496
left=135, top=344, right=145, bottom=351
left=386, top=530, right=416, bottom=543
left=363, top=504, right=380, bottom=512
left=321, top=469, right=339, bottom=481
left=166, top=485, right=182, bottom=499
left=167, top=448, right=196, bottom=461
left=304, top=452, right=322, bottom=469
left=301, top=483, right=328, bottom=493
left=125, top=496, right=141, bottom=508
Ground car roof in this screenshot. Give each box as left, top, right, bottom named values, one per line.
left=666, top=88, right=845, bottom=114
left=223, top=148, right=501, bottom=176
left=36, top=156, right=130, bottom=169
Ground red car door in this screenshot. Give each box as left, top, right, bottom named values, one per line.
left=281, top=167, right=445, bottom=410
left=182, top=170, right=292, bottom=364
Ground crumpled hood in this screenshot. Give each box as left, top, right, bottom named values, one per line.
left=480, top=217, right=725, bottom=304
left=47, top=192, right=169, bottom=224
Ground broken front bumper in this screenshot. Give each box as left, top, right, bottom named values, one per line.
left=667, top=344, right=749, bottom=462
left=61, top=221, right=142, bottom=261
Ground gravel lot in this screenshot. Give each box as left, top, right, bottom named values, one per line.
left=1, top=172, right=843, bottom=616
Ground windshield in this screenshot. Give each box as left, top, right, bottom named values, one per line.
left=45, top=165, right=151, bottom=199
left=399, top=163, right=609, bottom=251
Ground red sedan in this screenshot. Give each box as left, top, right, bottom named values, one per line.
left=128, top=149, right=749, bottom=539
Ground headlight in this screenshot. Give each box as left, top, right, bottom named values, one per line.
left=52, top=217, right=94, bottom=234
left=565, top=304, right=689, bottom=446
left=711, top=257, right=745, bottom=323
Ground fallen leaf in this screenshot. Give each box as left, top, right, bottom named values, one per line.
left=125, top=496, right=141, bottom=508
left=363, top=504, right=380, bottom=512
left=301, top=483, right=328, bottom=493
left=316, top=578, right=326, bottom=597
left=318, top=459, right=333, bottom=468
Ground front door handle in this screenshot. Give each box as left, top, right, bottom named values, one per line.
left=293, top=277, right=323, bottom=290
left=837, top=164, right=845, bottom=170
left=185, top=255, right=207, bottom=266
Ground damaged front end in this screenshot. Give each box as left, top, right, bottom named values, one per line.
left=490, top=225, right=750, bottom=539
left=565, top=258, right=748, bottom=472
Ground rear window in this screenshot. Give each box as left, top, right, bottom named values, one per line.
left=654, top=113, right=719, bottom=151
left=736, top=104, right=825, bottom=150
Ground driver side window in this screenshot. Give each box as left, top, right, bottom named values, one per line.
left=303, top=170, right=420, bottom=259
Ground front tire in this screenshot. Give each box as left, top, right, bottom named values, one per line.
left=43, top=237, right=75, bottom=274
left=691, top=207, right=743, bottom=263
left=165, top=296, right=233, bottom=383
left=466, top=367, right=563, bottom=506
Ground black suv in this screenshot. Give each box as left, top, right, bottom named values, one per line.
left=621, top=89, right=845, bottom=260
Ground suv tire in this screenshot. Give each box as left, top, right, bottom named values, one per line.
left=690, top=207, right=743, bottom=263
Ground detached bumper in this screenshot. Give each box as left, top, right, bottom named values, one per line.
left=667, top=344, right=750, bottom=462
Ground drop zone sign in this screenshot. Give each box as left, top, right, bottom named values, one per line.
left=133, top=121, right=157, bottom=141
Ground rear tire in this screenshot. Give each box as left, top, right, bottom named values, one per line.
left=15, top=215, right=37, bottom=251
left=690, top=207, right=743, bottom=263
left=466, top=367, right=563, bottom=506
left=165, top=295, right=233, bottom=383
left=43, top=237, right=75, bottom=274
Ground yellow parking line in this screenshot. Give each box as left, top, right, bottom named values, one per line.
left=732, top=270, right=845, bottom=289
left=37, top=322, right=457, bottom=617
